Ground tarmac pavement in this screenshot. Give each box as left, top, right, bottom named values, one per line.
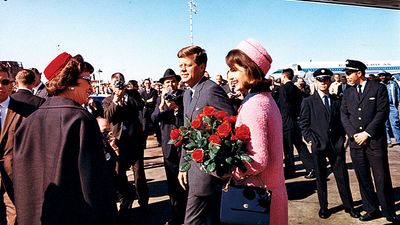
left=126, top=136, right=400, bottom=225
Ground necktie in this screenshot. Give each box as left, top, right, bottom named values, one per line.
left=323, top=95, right=330, bottom=112
left=188, top=89, right=193, bottom=103
left=358, top=85, right=362, bottom=99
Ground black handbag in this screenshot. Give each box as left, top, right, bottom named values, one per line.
left=220, top=180, right=272, bottom=225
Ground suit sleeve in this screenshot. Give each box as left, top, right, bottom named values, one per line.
left=102, top=96, right=123, bottom=123
left=298, top=99, right=315, bottom=143
left=207, top=85, right=236, bottom=116
left=365, top=84, right=389, bottom=137
left=341, top=90, right=357, bottom=137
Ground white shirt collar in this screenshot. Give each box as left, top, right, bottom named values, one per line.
left=0, top=96, right=11, bottom=108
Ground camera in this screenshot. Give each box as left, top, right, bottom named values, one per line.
left=164, top=90, right=183, bottom=105
left=113, top=80, right=126, bottom=89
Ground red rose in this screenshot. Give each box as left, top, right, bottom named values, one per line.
left=174, top=138, right=183, bottom=147
left=224, top=115, right=237, bottom=123
left=235, top=125, right=251, bottom=141
left=203, top=106, right=216, bottom=117
left=214, top=110, right=228, bottom=119
left=191, top=119, right=202, bottom=129
left=217, top=122, right=232, bottom=138
left=196, top=113, right=205, bottom=121
left=208, top=134, right=221, bottom=145
left=192, top=149, right=204, bottom=162
left=170, top=128, right=181, bottom=140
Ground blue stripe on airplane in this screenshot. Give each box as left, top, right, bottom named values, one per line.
left=302, top=66, right=400, bottom=72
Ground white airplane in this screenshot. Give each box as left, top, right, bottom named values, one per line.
left=270, top=60, right=400, bottom=82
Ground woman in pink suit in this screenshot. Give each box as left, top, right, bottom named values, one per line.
left=226, top=38, right=288, bottom=225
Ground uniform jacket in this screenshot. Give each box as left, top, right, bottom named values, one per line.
left=151, top=89, right=184, bottom=159
left=13, top=96, right=117, bottom=225
left=341, top=80, right=389, bottom=149
left=11, top=89, right=45, bottom=118
left=181, top=76, right=235, bottom=196
left=299, top=93, right=346, bottom=153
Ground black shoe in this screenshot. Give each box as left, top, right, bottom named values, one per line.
left=359, top=210, right=382, bottom=221
left=344, top=208, right=360, bottom=218
left=386, top=215, right=400, bottom=223
left=304, top=169, right=315, bottom=179
left=318, top=208, right=331, bottom=219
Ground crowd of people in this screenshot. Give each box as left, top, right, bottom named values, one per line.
left=0, top=38, right=399, bottom=225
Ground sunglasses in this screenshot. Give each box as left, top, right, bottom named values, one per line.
left=0, top=79, right=11, bottom=85
left=79, top=76, right=91, bottom=82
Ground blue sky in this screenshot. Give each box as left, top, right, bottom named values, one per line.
left=1, top=0, right=399, bottom=82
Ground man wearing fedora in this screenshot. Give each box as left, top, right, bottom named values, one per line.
left=299, top=68, right=358, bottom=220
left=152, top=68, right=186, bottom=225
left=341, top=60, right=400, bottom=223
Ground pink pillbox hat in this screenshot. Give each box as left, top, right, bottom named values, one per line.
left=236, top=38, right=273, bottom=75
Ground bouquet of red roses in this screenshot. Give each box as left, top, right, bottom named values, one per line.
left=168, top=106, right=252, bottom=177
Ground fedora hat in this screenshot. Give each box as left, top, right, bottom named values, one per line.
left=159, top=68, right=181, bottom=83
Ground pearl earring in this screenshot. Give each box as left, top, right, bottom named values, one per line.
left=69, top=87, right=75, bottom=90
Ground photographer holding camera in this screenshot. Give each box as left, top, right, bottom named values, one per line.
left=151, top=69, right=186, bottom=225
left=103, top=73, right=149, bottom=219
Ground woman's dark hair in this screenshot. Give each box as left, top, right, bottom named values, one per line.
left=226, top=49, right=271, bottom=92
left=46, top=60, right=80, bottom=96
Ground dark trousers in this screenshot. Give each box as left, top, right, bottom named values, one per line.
left=312, top=147, right=353, bottom=210
left=118, top=133, right=149, bottom=210
left=283, top=126, right=314, bottom=174
left=185, top=192, right=221, bottom=225
left=350, top=146, right=396, bottom=217
left=164, top=158, right=187, bottom=224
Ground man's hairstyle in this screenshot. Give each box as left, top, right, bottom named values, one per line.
left=143, top=78, right=151, bottom=85
left=128, top=80, right=139, bottom=87
left=282, top=68, right=294, bottom=80
left=111, top=72, right=125, bottom=82
left=30, top=68, right=40, bottom=75
left=177, top=45, right=208, bottom=66
left=0, top=64, right=10, bottom=78
left=16, top=69, right=36, bottom=85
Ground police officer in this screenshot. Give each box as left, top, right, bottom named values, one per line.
left=299, top=68, right=358, bottom=219
left=341, top=60, right=400, bottom=223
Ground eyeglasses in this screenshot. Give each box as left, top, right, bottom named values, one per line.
left=0, top=79, right=11, bottom=85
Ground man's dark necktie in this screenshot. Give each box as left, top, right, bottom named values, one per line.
left=323, top=95, right=330, bottom=112
left=188, top=89, right=193, bottom=103
left=358, top=85, right=362, bottom=99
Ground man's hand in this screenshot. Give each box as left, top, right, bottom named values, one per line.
left=113, top=88, right=125, bottom=105
left=178, top=171, right=188, bottom=190
left=353, top=131, right=369, bottom=145
left=166, top=100, right=179, bottom=111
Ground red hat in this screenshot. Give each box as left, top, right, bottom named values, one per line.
left=43, top=52, right=72, bottom=81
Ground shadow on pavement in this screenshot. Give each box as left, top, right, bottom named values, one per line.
left=286, top=180, right=316, bottom=200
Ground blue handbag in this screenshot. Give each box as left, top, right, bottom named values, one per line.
left=220, top=182, right=272, bottom=225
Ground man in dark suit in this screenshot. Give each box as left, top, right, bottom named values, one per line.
left=140, top=78, right=160, bottom=147
left=341, top=60, right=399, bottom=223
left=152, top=69, right=187, bottom=225
left=31, top=67, right=49, bottom=99
left=277, top=68, right=314, bottom=179
left=103, top=73, right=149, bottom=218
left=11, top=69, right=45, bottom=117
left=177, top=45, right=235, bottom=225
left=299, top=68, right=358, bottom=219
left=336, top=75, right=349, bottom=101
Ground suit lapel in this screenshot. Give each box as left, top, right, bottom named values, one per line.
left=312, top=94, right=329, bottom=121
left=357, top=80, right=371, bottom=104
left=0, top=108, right=17, bottom=141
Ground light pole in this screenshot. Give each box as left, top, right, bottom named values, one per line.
left=189, top=0, right=197, bottom=45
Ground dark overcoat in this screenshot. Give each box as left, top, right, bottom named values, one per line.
left=13, top=96, right=117, bottom=225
